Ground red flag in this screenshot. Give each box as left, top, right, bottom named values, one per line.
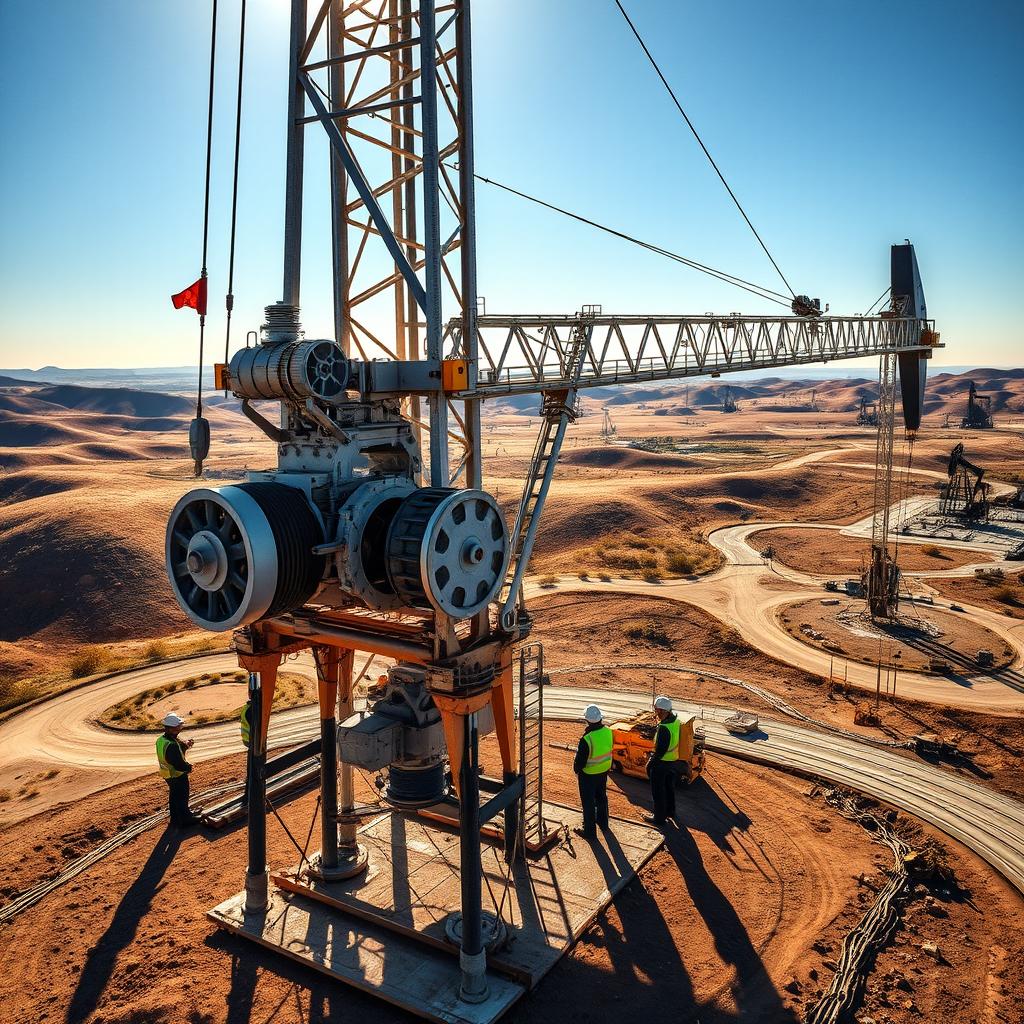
left=171, top=276, right=208, bottom=315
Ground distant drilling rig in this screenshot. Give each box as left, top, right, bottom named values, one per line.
left=161, top=1, right=939, bottom=1014
left=961, top=381, right=994, bottom=429
left=600, top=407, right=617, bottom=443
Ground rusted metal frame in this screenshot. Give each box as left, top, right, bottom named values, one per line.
left=437, top=158, right=465, bottom=222
left=342, top=138, right=459, bottom=216
left=440, top=251, right=464, bottom=306
left=303, top=36, right=415, bottom=71
left=403, top=412, right=471, bottom=448
left=706, top=321, right=729, bottom=368
left=737, top=319, right=754, bottom=361
left=683, top=322, right=701, bottom=370
left=345, top=61, right=421, bottom=117
left=580, top=322, right=603, bottom=377
left=349, top=315, right=402, bottom=360
left=535, top=323, right=557, bottom=370
left=431, top=46, right=461, bottom=128
left=473, top=327, right=496, bottom=372
left=272, top=617, right=432, bottom=662
left=348, top=252, right=427, bottom=307
left=298, top=94, right=420, bottom=124
left=346, top=213, right=424, bottom=251
left=668, top=321, right=687, bottom=367
left=362, top=106, right=425, bottom=139
left=345, top=214, right=374, bottom=284
left=341, top=2, right=388, bottom=108
left=756, top=319, right=773, bottom=363
left=344, top=121, right=418, bottom=162
left=302, top=72, right=427, bottom=310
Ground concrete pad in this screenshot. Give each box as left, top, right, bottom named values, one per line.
left=208, top=889, right=525, bottom=1024
left=209, top=801, right=661, bottom=1021
left=272, top=801, right=662, bottom=992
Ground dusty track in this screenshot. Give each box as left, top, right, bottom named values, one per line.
left=3, top=654, right=1022, bottom=898
left=530, top=461, right=1024, bottom=711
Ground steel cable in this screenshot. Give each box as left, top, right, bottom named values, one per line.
left=614, top=0, right=797, bottom=299
left=471, top=172, right=793, bottom=308
left=222, top=0, right=247, bottom=377
left=804, top=789, right=913, bottom=1024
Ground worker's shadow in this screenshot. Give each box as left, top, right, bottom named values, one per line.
left=663, top=823, right=797, bottom=1023
left=65, top=825, right=184, bottom=1024
left=206, top=928, right=367, bottom=1024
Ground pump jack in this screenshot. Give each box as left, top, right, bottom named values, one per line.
left=941, top=443, right=990, bottom=521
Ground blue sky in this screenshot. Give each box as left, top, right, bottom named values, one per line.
left=0, top=0, right=1021, bottom=369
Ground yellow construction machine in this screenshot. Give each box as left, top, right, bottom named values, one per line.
left=610, top=711, right=706, bottom=784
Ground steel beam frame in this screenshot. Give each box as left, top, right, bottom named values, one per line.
left=445, top=313, right=937, bottom=398
left=304, top=0, right=479, bottom=487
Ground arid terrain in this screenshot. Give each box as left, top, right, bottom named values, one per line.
left=1, top=365, right=1023, bottom=1023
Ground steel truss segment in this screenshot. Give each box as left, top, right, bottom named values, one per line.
left=313, top=1, right=477, bottom=484
left=442, top=315, right=936, bottom=397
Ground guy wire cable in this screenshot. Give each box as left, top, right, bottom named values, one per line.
left=614, top=0, right=797, bottom=299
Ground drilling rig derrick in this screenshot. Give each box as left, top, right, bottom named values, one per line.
left=161, top=2, right=942, bottom=1014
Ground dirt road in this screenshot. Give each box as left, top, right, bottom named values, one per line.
left=3, top=653, right=1022, bottom=897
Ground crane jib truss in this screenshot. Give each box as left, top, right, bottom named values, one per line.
left=444, top=313, right=937, bottom=398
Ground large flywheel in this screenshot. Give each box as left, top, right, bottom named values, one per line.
left=165, top=483, right=324, bottom=631
left=386, top=488, right=509, bottom=619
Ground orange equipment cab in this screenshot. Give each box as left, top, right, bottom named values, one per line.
left=610, top=711, right=706, bottom=785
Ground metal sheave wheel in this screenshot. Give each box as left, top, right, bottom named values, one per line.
left=386, top=488, right=509, bottom=619
left=165, top=483, right=325, bottom=631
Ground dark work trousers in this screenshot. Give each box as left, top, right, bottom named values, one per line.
left=166, top=774, right=193, bottom=826
left=578, top=771, right=609, bottom=837
left=649, top=760, right=677, bottom=823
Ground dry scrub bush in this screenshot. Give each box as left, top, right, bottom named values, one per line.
left=0, top=790, right=11, bottom=803
left=0, top=673, right=41, bottom=712
left=69, top=646, right=114, bottom=679
left=538, top=575, right=559, bottom=587
left=920, top=544, right=945, bottom=558
left=144, top=640, right=169, bottom=661
left=993, top=585, right=1023, bottom=607
left=626, top=621, right=672, bottom=647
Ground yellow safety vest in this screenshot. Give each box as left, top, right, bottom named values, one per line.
left=156, top=734, right=185, bottom=779
left=659, top=717, right=680, bottom=762
left=240, top=703, right=251, bottom=748
left=582, top=726, right=613, bottom=775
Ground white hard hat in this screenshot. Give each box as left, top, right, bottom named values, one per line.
left=583, top=704, right=603, bottom=724
left=654, top=696, right=673, bottom=712
left=162, top=712, right=185, bottom=728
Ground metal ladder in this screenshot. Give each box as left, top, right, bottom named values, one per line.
left=518, top=642, right=545, bottom=848
left=498, top=310, right=596, bottom=629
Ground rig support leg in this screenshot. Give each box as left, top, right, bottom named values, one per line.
left=336, top=649, right=367, bottom=874
left=309, top=646, right=367, bottom=881
left=317, top=647, right=340, bottom=873
left=458, top=711, right=488, bottom=1003
left=242, top=656, right=279, bottom=913
left=309, top=647, right=370, bottom=880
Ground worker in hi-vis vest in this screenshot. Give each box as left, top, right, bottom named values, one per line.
left=572, top=704, right=613, bottom=841
left=240, top=699, right=252, bottom=803
left=155, top=712, right=201, bottom=828
left=645, top=695, right=679, bottom=828
left=240, top=701, right=251, bottom=749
